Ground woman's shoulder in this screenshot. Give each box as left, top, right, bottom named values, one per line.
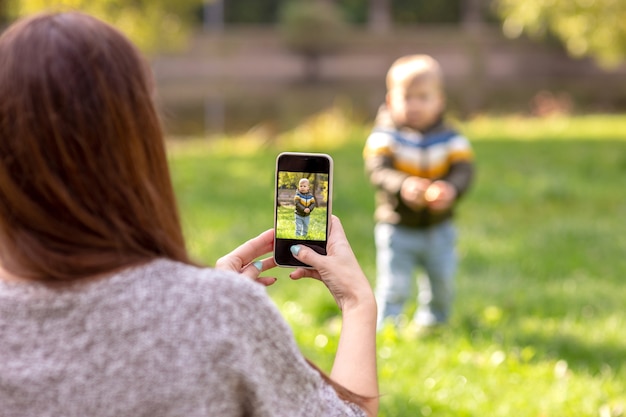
left=96, top=258, right=283, bottom=339
left=0, top=258, right=269, bottom=319
left=123, top=258, right=248, bottom=286
left=116, top=258, right=269, bottom=306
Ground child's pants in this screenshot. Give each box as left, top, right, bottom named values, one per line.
left=295, top=214, right=310, bottom=237
left=374, top=220, right=457, bottom=329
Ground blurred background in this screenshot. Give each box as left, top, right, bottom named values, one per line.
left=3, top=0, right=625, bottom=138
left=2, top=3, right=625, bottom=415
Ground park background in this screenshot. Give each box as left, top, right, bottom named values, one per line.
left=3, top=1, right=626, bottom=416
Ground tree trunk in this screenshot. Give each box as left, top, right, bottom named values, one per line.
left=461, top=0, right=485, bottom=32
left=203, top=0, right=224, bottom=32
left=461, top=0, right=487, bottom=113
left=368, top=0, right=392, bottom=34
left=303, top=53, right=322, bottom=83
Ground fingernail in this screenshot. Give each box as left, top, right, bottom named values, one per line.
left=290, top=245, right=301, bottom=256
left=253, top=261, right=263, bottom=270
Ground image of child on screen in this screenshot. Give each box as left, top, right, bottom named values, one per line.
left=294, top=178, right=316, bottom=237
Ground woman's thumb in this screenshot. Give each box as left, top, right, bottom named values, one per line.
left=290, top=244, right=320, bottom=267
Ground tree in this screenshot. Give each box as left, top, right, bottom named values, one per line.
left=5, top=0, right=204, bottom=53
left=494, top=0, right=626, bottom=67
left=461, top=0, right=485, bottom=31
left=278, top=0, right=348, bottom=82
left=202, top=0, right=223, bottom=32
left=368, top=0, right=392, bottom=33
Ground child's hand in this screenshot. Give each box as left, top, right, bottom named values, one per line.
left=424, top=180, right=457, bottom=211
left=304, top=208, right=310, bottom=213
left=400, top=176, right=431, bottom=210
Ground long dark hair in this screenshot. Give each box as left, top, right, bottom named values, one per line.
left=0, top=12, right=190, bottom=281
left=0, top=11, right=373, bottom=411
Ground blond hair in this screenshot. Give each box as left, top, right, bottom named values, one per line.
left=386, top=54, right=443, bottom=91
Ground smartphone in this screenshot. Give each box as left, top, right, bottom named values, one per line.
left=274, top=152, right=333, bottom=267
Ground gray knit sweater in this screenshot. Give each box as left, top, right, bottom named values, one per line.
left=0, top=259, right=366, bottom=417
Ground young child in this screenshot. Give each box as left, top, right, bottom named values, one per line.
left=294, top=178, right=316, bottom=237
left=363, top=54, right=475, bottom=330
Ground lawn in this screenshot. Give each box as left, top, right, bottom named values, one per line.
left=276, top=205, right=328, bottom=240
left=167, top=112, right=626, bottom=417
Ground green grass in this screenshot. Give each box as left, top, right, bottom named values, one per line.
left=167, top=113, right=626, bottom=417
left=276, top=206, right=327, bottom=240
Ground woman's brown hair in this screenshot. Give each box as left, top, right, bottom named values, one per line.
left=0, top=12, right=190, bottom=281
left=0, top=12, right=374, bottom=411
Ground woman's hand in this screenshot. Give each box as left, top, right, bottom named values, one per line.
left=215, top=229, right=278, bottom=286
left=288, top=216, right=375, bottom=313
left=290, top=215, right=379, bottom=415
left=218, top=216, right=378, bottom=414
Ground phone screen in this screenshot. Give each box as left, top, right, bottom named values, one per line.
left=274, top=152, right=333, bottom=267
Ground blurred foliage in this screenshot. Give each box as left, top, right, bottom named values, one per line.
left=0, top=0, right=9, bottom=25
left=338, top=0, right=368, bottom=24
left=7, top=0, right=624, bottom=68
left=393, top=0, right=461, bottom=24
left=494, top=0, right=626, bottom=67
left=278, top=1, right=347, bottom=56
left=224, top=0, right=281, bottom=24
left=5, top=0, right=203, bottom=53
left=278, top=1, right=348, bottom=81
left=223, top=0, right=463, bottom=24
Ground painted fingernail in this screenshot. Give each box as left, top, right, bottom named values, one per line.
left=253, top=261, right=263, bottom=271
left=290, top=245, right=301, bottom=256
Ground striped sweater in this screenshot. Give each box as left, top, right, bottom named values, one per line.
left=363, top=109, right=475, bottom=228
left=294, top=191, right=316, bottom=216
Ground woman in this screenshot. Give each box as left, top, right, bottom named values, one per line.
left=0, top=11, right=378, bottom=417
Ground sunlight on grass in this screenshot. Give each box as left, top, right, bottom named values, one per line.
left=274, top=100, right=370, bottom=151
left=462, top=113, right=626, bottom=141
left=166, top=110, right=626, bottom=417
left=276, top=206, right=327, bottom=239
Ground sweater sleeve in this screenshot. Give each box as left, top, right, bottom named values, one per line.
left=208, top=270, right=366, bottom=417
left=444, top=160, right=474, bottom=199
left=442, top=134, right=475, bottom=199
left=294, top=194, right=304, bottom=211
left=363, top=130, right=410, bottom=195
